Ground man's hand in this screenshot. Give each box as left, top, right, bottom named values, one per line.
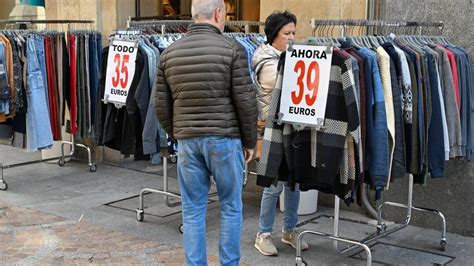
left=243, top=148, right=254, bottom=163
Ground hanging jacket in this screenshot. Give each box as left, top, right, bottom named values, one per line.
left=393, top=44, right=413, bottom=172
left=424, top=50, right=445, bottom=177
left=251, top=43, right=281, bottom=121
left=257, top=51, right=360, bottom=201
left=376, top=47, right=396, bottom=183
left=358, top=48, right=389, bottom=189
left=382, top=42, right=407, bottom=180
left=434, top=46, right=462, bottom=158
left=388, top=57, right=406, bottom=180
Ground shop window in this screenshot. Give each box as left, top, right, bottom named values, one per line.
left=135, top=0, right=258, bottom=21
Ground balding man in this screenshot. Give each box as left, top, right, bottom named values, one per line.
left=154, top=0, right=257, bottom=265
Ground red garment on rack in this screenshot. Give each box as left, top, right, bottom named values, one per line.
left=48, top=36, right=61, bottom=140
left=51, top=36, right=62, bottom=140
left=444, top=47, right=461, bottom=111
left=69, top=33, right=78, bottom=135
left=45, top=37, right=58, bottom=140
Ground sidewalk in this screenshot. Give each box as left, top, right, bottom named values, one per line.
left=0, top=202, right=204, bottom=265
left=1, top=146, right=473, bottom=265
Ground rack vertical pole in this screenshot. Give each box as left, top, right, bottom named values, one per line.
left=333, top=196, right=340, bottom=250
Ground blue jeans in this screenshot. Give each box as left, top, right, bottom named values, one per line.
left=89, top=34, right=99, bottom=126
left=177, top=136, right=244, bottom=266
left=34, top=37, right=48, bottom=110
left=259, top=181, right=300, bottom=233
left=0, top=42, right=10, bottom=113
left=26, top=37, right=53, bottom=152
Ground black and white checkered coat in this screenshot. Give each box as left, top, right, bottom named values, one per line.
left=257, top=51, right=361, bottom=197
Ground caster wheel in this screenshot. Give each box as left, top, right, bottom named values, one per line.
left=0, top=181, right=7, bottom=190
left=440, top=240, right=447, bottom=251
left=179, top=224, right=184, bottom=234
left=377, top=224, right=387, bottom=234
left=295, top=258, right=307, bottom=266
left=89, top=164, right=97, bottom=172
left=170, top=156, right=177, bottom=164
left=58, top=158, right=65, bottom=166
left=136, top=209, right=144, bottom=222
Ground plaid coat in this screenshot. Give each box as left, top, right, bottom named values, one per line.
left=257, top=50, right=361, bottom=200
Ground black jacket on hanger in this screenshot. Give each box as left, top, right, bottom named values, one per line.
left=96, top=47, right=147, bottom=157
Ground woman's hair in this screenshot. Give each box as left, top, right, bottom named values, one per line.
left=264, top=10, right=297, bottom=45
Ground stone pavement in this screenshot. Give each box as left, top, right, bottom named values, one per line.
left=0, top=202, right=220, bottom=265
left=1, top=144, right=473, bottom=265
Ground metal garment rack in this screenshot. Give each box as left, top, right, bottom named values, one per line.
left=135, top=155, right=184, bottom=232
left=294, top=19, right=448, bottom=266
left=111, top=26, right=185, bottom=231
left=125, top=21, right=260, bottom=232
left=0, top=19, right=96, bottom=191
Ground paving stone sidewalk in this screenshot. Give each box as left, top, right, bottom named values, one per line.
left=0, top=202, right=221, bottom=265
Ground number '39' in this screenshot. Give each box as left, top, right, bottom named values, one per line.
left=291, top=60, right=320, bottom=106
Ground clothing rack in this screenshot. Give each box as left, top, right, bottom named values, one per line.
left=106, top=28, right=184, bottom=230
left=0, top=19, right=97, bottom=191
left=310, top=19, right=443, bottom=28
left=0, top=19, right=95, bottom=31
left=124, top=28, right=239, bottom=233
left=126, top=18, right=264, bottom=34
left=310, top=19, right=444, bottom=36
left=294, top=19, right=450, bottom=266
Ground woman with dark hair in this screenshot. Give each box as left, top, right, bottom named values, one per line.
left=252, top=10, right=309, bottom=256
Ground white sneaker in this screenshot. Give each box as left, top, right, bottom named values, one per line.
left=281, top=229, right=309, bottom=250
left=255, top=232, right=278, bottom=256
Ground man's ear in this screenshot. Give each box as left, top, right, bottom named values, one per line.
left=214, top=7, right=222, bottom=23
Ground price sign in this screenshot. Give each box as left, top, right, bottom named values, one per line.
left=280, top=44, right=333, bottom=127
left=104, top=39, right=138, bottom=105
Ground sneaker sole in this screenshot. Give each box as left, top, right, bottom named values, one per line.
left=254, top=243, right=278, bottom=256
left=281, top=238, right=308, bottom=250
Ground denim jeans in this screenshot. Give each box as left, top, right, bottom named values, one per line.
left=258, top=181, right=300, bottom=233
left=26, top=37, right=53, bottom=152
left=177, top=136, right=244, bottom=266
left=34, top=37, right=48, bottom=111
left=0, top=42, right=10, bottom=113
left=89, top=34, right=99, bottom=126
left=84, top=34, right=92, bottom=134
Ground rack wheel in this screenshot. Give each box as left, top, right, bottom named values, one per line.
left=136, top=209, right=144, bottom=222
left=0, top=181, right=7, bottom=190
left=377, top=224, right=387, bottom=234
left=440, top=240, right=446, bottom=251
left=58, top=158, right=65, bottom=166
left=89, top=164, right=97, bottom=172
left=179, top=224, right=184, bottom=234
left=295, top=258, right=307, bottom=266
left=170, top=155, right=177, bottom=163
